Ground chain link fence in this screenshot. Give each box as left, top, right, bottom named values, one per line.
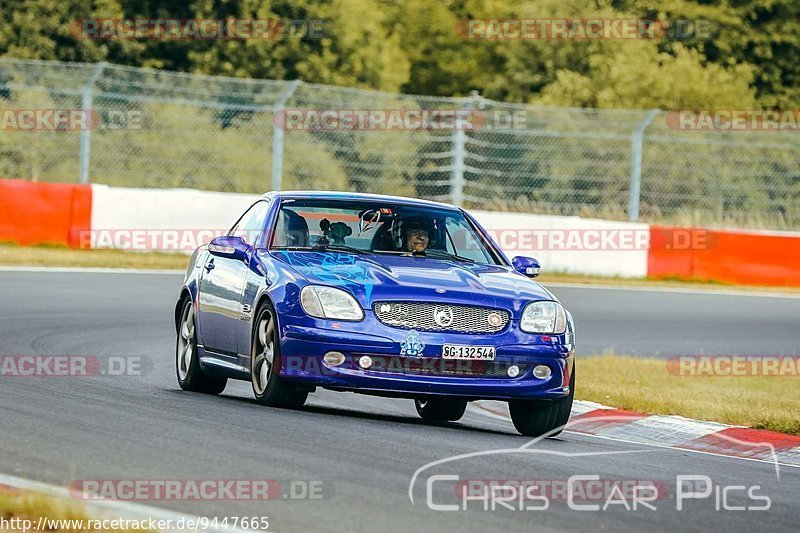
left=1, top=58, right=798, bottom=230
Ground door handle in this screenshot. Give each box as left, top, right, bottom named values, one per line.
left=205, top=259, right=215, bottom=273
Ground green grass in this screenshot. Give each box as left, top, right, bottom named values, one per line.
left=0, top=488, right=153, bottom=533
left=577, top=355, right=800, bottom=435
left=0, top=243, right=189, bottom=270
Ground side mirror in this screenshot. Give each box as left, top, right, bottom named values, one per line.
left=208, top=235, right=250, bottom=261
left=512, top=256, right=541, bottom=278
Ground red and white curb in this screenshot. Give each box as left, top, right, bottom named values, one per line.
left=474, top=400, right=800, bottom=468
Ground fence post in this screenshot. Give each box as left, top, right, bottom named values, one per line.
left=450, top=92, right=479, bottom=206
left=78, top=62, right=107, bottom=184
left=271, top=80, right=302, bottom=192
left=451, top=127, right=465, bottom=206
left=628, top=109, right=659, bottom=221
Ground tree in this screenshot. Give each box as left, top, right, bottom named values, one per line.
left=537, top=42, right=756, bottom=109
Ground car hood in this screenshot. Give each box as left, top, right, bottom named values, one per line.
left=268, top=251, right=554, bottom=317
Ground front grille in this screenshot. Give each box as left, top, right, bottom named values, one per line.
left=373, top=302, right=509, bottom=334
left=353, top=355, right=525, bottom=379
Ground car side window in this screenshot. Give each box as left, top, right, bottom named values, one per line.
left=444, top=216, right=493, bottom=263
left=229, top=200, right=270, bottom=247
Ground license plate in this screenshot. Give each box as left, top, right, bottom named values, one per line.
left=442, top=345, right=496, bottom=360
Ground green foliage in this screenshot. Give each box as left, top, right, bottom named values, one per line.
left=2, top=0, right=799, bottom=228
left=1, top=0, right=796, bottom=108
left=0, top=0, right=143, bottom=63
left=617, top=0, right=800, bottom=108
left=538, top=42, right=757, bottom=109
left=0, top=87, right=81, bottom=181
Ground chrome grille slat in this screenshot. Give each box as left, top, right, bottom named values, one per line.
left=373, top=302, right=509, bottom=334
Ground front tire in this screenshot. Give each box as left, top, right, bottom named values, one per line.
left=251, top=303, right=308, bottom=409
left=415, top=398, right=468, bottom=423
left=176, top=298, right=227, bottom=394
left=508, top=367, right=575, bottom=438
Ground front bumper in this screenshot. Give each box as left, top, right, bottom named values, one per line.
left=277, top=312, right=574, bottom=401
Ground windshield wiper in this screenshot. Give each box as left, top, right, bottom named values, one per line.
left=314, top=244, right=366, bottom=254
left=413, top=249, right=475, bottom=263
left=272, top=245, right=365, bottom=254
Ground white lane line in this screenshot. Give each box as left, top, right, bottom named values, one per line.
left=0, top=266, right=184, bottom=274
left=544, top=281, right=800, bottom=299
left=0, top=473, right=253, bottom=533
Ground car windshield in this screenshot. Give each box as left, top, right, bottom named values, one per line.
left=271, top=198, right=500, bottom=265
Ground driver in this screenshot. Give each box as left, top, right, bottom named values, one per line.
left=398, top=216, right=431, bottom=253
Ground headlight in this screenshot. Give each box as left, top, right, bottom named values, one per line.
left=300, top=285, right=364, bottom=321
left=520, top=301, right=566, bottom=334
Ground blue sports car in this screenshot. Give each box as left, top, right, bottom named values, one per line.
left=175, top=192, right=575, bottom=437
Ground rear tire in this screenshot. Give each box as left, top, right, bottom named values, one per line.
left=509, top=366, right=575, bottom=438
left=251, top=302, right=308, bottom=409
left=415, top=398, right=468, bottom=423
left=176, top=298, right=227, bottom=395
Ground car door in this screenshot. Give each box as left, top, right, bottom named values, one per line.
left=198, top=200, right=270, bottom=356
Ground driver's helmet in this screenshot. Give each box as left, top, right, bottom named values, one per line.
left=392, top=215, right=435, bottom=250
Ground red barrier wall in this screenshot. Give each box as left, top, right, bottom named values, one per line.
left=649, top=225, right=800, bottom=287
left=0, top=179, right=92, bottom=248
left=2, top=179, right=798, bottom=288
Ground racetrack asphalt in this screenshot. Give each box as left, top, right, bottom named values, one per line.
left=1, top=270, right=798, bottom=533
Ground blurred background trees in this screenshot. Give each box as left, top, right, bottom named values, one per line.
left=2, top=0, right=798, bottom=228
left=1, top=0, right=797, bottom=109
